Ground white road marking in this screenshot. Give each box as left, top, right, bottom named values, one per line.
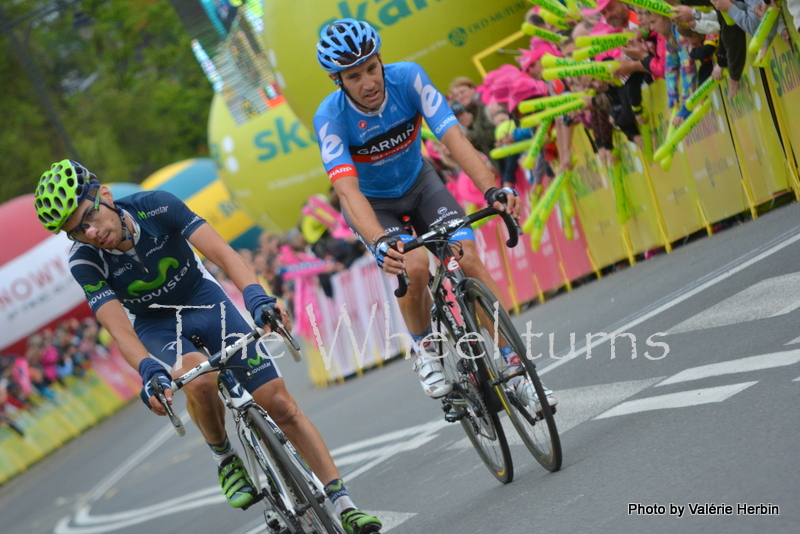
left=669, top=272, right=800, bottom=333
left=594, top=381, right=757, bottom=419
left=656, top=350, right=800, bottom=386
left=448, top=378, right=663, bottom=450
left=785, top=335, right=800, bottom=345
left=538, top=228, right=800, bottom=376
left=55, top=417, right=441, bottom=533
left=340, top=419, right=450, bottom=482
left=794, top=376, right=800, bottom=382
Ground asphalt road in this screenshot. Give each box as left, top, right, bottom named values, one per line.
left=2, top=202, right=800, bottom=534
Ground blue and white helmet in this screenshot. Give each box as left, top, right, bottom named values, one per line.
left=316, top=18, right=382, bottom=73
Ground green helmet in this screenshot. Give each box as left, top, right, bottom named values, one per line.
left=34, top=159, right=98, bottom=233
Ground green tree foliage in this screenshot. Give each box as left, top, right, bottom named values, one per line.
left=0, top=0, right=214, bottom=204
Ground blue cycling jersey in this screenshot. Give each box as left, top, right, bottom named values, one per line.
left=313, top=62, right=458, bottom=199
left=69, top=190, right=209, bottom=318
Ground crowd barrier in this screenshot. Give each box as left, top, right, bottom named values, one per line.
left=0, top=346, right=140, bottom=485
left=302, top=30, right=800, bottom=385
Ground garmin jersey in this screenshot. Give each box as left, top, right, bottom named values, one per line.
left=313, top=62, right=458, bottom=199
left=69, top=190, right=210, bottom=318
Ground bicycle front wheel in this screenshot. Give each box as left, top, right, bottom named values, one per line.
left=247, top=407, right=344, bottom=534
left=434, top=298, right=513, bottom=484
left=460, top=279, right=562, bottom=472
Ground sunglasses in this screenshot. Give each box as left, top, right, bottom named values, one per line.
left=66, top=194, right=102, bottom=242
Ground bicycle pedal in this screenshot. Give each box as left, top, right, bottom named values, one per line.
left=444, top=406, right=467, bottom=422
left=240, top=491, right=265, bottom=511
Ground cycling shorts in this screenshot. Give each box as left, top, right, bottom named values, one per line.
left=345, top=160, right=475, bottom=245
left=133, top=279, right=281, bottom=393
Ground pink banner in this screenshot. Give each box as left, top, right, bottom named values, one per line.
left=90, top=347, right=140, bottom=402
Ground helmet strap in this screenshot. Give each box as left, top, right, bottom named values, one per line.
left=116, top=206, right=133, bottom=243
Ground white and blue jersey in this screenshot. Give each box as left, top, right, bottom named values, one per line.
left=313, top=62, right=458, bottom=198
left=70, top=190, right=279, bottom=391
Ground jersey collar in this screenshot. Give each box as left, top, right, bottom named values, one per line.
left=345, top=90, right=389, bottom=117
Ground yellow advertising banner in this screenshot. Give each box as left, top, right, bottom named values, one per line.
left=680, top=88, right=748, bottom=225
left=569, top=130, right=627, bottom=268
left=642, top=82, right=704, bottom=240
left=614, top=132, right=663, bottom=253
left=762, top=37, right=800, bottom=182
left=720, top=61, right=790, bottom=204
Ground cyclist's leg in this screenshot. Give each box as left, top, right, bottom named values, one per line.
left=248, top=357, right=381, bottom=530
left=137, top=291, right=258, bottom=507
left=135, top=317, right=227, bottom=444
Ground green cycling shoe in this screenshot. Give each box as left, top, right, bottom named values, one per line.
left=341, top=508, right=382, bottom=534
left=218, top=455, right=258, bottom=508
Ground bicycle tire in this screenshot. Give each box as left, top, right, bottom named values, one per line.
left=433, top=296, right=514, bottom=484
left=460, top=279, right=562, bottom=472
left=247, top=407, right=344, bottom=534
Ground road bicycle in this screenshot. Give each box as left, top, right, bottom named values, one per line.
left=395, top=204, right=562, bottom=482
left=150, top=308, right=346, bottom=534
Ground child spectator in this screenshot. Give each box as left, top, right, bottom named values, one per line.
left=684, top=29, right=719, bottom=85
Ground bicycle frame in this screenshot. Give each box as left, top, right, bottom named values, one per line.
left=151, top=318, right=335, bottom=531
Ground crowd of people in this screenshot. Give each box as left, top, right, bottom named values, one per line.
left=0, top=317, right=109, bottom=436
left=445, top=0, right=796, bottom=195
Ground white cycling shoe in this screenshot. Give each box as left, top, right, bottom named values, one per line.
left=511, top=374, right=558, bottom=414
left=412, top=345, right=452, bottom=399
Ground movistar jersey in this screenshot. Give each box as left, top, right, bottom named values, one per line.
left=69, top=190, right=209, bottom=318
left=313, top=62, right=458, bottom=199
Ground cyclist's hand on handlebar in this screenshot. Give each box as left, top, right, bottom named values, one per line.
left=138, top=358, right=172, bottom=416
left=271, top=300, right=293, bottom=332
left=484, top=187, right=520, bottom=220
left=371, top=235, right=405, bottom=275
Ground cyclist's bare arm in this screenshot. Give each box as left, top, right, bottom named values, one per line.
left=188, top=223, right=292, bottom=331
left=333, top=175, right=406, bottom=271
left=95, top=300, right=172, bottom=414
left=439, top=124, right=519, bottom=217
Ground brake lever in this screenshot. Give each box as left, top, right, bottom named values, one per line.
left=150, top=376, right=185, bottom=436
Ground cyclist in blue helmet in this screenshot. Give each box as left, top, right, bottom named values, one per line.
left=314, top=21, right=557, bottom=413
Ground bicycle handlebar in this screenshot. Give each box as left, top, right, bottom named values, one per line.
left=149, top=377, right=186, bottom=436
left=260, top=306, right=303, bottom=362
left=394, top=203, right=521, bottom=298
left=153, top=317, right=303, bottom=436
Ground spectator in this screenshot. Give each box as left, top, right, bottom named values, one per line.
left=683, top=28, right=719, bottom=85
left=449, top=77, right=497, bottom=160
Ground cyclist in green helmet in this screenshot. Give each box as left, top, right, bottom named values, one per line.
left=34, top=160, right=382, bottom=534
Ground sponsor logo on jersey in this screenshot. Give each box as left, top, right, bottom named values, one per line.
left=82, top=280, right=108, bottom=297
left=358, top=120, right=367, bottom=129
left=137, top=205, right=168, bottom=219
left=113, top=263, right=133, bottom=277
left=319, top=122, right=344, bottom=164
left=145, top=235, right=170, bottom=257
left=350, top=114, right=421, bottom=163
left=127, top=257, right=180, bottom=297
left=328, top=164, right=357, bottom=182
left=413, top=73, right=443, bottom=118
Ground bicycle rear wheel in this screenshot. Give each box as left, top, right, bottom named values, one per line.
left=434, top=298, right=513, bottom=484
left=246, top=406, right=344, bottom=533
left=460, top=279, right=562, bottom=472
